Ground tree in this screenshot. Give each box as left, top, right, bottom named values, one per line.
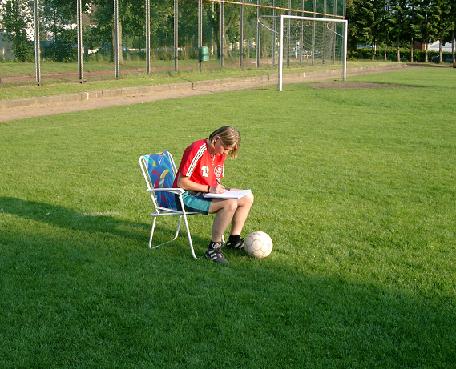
left=89, top=0, right=175, bottom=62
left=370, top=0, right=389, bottom=58
left=417, top=0, right=440, bottom=62
left=88, top=0, right=130, bottom=63
left=408, top=0, right=422, bottom=62
left=205, top=2, right=242, bottom=59
left=433, top=0, right=452, bottom=62
left=41, top=0, right=78, bottom=61
left=1, top=0, right=33, bottom=61
left=449, top=0, right=456, bottom=63
left=388, top=0, right=410, bottom=62
left=346, top=0, right=373, bottom=51
left=346, top=0, right=389, bottom=60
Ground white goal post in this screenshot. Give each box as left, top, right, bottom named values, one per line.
left=278, top=15, right=348, bottom=91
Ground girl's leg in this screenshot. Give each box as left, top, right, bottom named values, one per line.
left=209, top=198, right=238, bottom=242
left=230, top=192, right=254, bottom=235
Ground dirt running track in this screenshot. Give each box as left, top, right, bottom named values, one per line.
left=0, top=64, right=407, bottom=123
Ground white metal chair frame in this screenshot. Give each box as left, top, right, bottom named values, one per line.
left=139, top=152, right=201, bottom=259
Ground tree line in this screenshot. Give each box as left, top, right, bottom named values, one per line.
left=346, top=0, right=456, bottom=62
left=1, top=0, right=455, bottom=63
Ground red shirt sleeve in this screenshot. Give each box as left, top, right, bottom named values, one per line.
left=178, top=140, right=206, bottom=178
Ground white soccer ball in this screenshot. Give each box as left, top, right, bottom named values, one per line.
left=245, top=231, right=273, bottom=259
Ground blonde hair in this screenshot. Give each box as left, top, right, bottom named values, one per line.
left=209, top=126, right=241, bottom=158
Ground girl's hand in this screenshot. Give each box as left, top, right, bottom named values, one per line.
left=210, top=183, right=225, bottom=194
left=216, top=183, right=226, bottom=194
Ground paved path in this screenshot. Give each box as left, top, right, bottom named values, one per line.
left=0, top=64, right=406, bottom=123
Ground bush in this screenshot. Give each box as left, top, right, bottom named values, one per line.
left=41, top=29, right=78, bottom=62
left=87, top=52, right=112, bottom=63
left=348, top=47, right=453, bottom=63
left=430, top=53, right=454, bottom=63
left=12, top=40, right=34, bottom=62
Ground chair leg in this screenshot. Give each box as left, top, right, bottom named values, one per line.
left=182, top=212, right=197, bottom=259
left=148, top=216, right=185, bottom=250
left=149, top=217, right=157, bottom=249
left=172, top=216, right=182, bottom=241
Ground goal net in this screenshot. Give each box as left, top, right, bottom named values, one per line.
left=278, top=15, right=348, bottom=91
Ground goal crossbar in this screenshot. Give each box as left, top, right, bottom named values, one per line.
left=278, top=15, right=348, bottom=91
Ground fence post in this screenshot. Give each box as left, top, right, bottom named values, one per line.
left=174, top=0, right=179, bottom=72
left=114, top=0, right=120, bottom=79
left=33, top=0, right=41, bottom=86
left=77, top=0, right=84, bottom=83
left=256, top=0, right=260, bottom=68
left=146, top=0, right=151, bottom=74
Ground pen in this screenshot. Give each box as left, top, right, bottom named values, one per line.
left=216, top=179, right=230, bottom=191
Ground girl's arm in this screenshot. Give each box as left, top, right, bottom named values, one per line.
left=177, top=174, right=225, bottom=194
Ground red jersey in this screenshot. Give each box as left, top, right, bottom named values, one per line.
left=174, top=139, right=226, bottom=188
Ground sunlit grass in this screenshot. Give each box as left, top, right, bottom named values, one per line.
left=0, top=67, right=454, bottom=369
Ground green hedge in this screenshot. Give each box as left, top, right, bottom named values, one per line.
left=349, top=48, right=454, bottom=63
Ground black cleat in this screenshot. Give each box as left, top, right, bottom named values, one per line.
left=205, top=242, right=228, bottom=265
left=225, top=237, right=244, bottom=250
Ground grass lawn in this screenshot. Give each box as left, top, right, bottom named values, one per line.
left=0, top=58, right=337, bottom=77
left=0, top=60, right=392, bottom=100
left=0, top=67, right=455, bottom=368
left=0, top=59, right=196, bottom=77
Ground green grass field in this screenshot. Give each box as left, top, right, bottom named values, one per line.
left=1, top=67, right=455, bottom=369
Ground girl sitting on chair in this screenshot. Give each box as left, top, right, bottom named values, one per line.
left=173, top=126, right=254, bottom=264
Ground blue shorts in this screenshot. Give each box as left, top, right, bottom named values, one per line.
left=181, top=191, right=211, bottom=215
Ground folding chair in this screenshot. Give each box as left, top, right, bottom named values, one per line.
left=138, top=151, right=201, bottom=259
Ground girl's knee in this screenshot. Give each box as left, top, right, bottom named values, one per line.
left=224, top=198, right=238, bottom=212
left=241, top=192, right=254, bottom=206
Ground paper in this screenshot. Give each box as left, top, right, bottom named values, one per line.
left=204, top=189, right=252, bottom=199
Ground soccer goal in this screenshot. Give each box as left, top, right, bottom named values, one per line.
left=278, top=15, right=348, bottom=91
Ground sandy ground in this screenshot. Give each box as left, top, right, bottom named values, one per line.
left=0, top=64, right=407, bottom=123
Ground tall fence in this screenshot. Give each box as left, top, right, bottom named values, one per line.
left=0, top=0, right=346, bottom=85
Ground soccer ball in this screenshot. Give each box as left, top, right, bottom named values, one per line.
left=245, top=231, right=273, bottom=259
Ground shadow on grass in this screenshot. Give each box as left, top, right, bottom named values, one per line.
left=0, top=196, right=209, bottom=249
left=1, top=225, right=455, bottom=369
left=1, top=198, right=455, bottom=369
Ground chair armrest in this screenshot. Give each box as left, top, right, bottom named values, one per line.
left=148, top=187, right=185, bottom=195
